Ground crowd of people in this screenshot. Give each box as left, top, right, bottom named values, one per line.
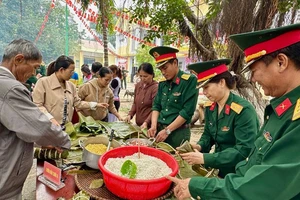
left=1, top=23, right=300, bottom=199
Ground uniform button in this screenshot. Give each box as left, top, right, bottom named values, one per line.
left=168, top=99, right=169, bottom=101
left=166, top=109, right=168, bottom=111
left=259, top=147, right=262, bottom=150
left=246, top=157, right=249, bottom=162
left=141, top=102, right=144, bottom=104
left=175, top=100, right=177, bottom=102
left=169, top=88, right=171, bottom=91
left=197, top=196, right=201, bottom=200
left=266, top=116, right=269, bottom=120
left=163, top=118, right=165, bottom=121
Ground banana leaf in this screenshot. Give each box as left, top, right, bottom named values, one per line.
left=121, top=160, right=137, bottom=179
left=104, top=121, right=142, bottom=139
left=89, top=179, right=104, bottom=189
left=71, top=191, right=90, bottom=200
left=177, top=141, right=219, bottom=178
left=155, top=142, right=176, bottom=154
left=77, top=113, right=103, bottom=134
left=65, top=122, right=77, bottom=140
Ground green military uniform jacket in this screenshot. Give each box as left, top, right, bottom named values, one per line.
left=152, top=70, right=198, bottom=147
left=189, top=86, right=300, bottom=200
left=198, top=92, right=259, bottom=177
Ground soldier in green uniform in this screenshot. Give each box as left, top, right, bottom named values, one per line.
left=179, top=59, right=259, bottom=178
left=25, top=62, right=46, bottom=92
left=148, top=46, right=198, bottom=148
left=167, top=24, right=300, bottom=200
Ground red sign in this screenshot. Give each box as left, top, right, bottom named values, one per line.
left=43, top=161, right=61, bottom=185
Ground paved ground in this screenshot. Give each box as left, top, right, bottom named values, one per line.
left=22, top=81, right=203, bottom=200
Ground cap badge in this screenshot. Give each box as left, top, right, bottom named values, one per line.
left=153, top=51, right=160, bottom=58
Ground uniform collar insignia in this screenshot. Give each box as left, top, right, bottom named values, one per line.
left=275, top=98, right=292, bottom=117
left=225, top=104, right=231, bottom=115
left=263, top=130, right=272, bottom=142
left=175, top=77, right=180, bottom=85
left=210, top=102, right=216, bottom=111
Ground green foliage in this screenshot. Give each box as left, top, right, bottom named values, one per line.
left=80, top=0, right=116, bottom=34
left=128, top=0, right=192, bottom=45
left=135, top=45, right=163, bottom=79
left=278, top=0, right=300, bottom=13
left=0, top=0, right=82, bottom=63
left=135, top=45, right=156, bottom=66
left=205, top=0, right=223, bottom=20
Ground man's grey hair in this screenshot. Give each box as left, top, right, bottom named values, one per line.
left=2, top=39, right=42, bottom=62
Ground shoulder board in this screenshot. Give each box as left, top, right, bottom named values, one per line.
left=230, top=102, right=243, bottom=114
left=181, top=74, right=190, bottom=80
left=204, top=101, right=213, bottom=107
left=292, top=98, right=300, bottom=121
left=158, top=77, right=166, bottom=82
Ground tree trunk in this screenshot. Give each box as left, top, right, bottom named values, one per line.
left=100, top=0, right=109, bottom=67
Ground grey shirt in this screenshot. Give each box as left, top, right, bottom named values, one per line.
left=0, top=67, right=71, bottom=199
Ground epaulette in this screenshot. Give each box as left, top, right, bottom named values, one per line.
left=158, top=77, right=166, bottom=82
left=292, top=98, right=300, bottom=121
left=181, top=74, right=190, bottom=80
left=204, top=101, right=213, bottom=107
left=230, top=102, right=243, bottom=114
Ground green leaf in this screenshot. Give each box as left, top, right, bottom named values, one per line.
left=89, top=179, right=104, bottom=189
left=121, top=160, right=137, bottom=179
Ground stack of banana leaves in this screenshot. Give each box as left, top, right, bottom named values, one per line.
left=65, top=112, right=146, bottom=140
left=155, top=142, right=219, bottom=179
left=61, top=112, right=148, bottom=164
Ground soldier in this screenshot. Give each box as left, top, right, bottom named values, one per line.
left=147, top=46, right=198, bottom=148
left=168, top=23, right=300, bottom=200
left=180, top=59, right=259, bottom=178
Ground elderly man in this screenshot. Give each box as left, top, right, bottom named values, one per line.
left=168, top=24, right=300, bottom=200
left=147, top=46, right=198, bottom=148
left=0, top=39, right=71, bottom=200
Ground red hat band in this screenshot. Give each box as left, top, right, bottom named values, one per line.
left=155, top=53, right=177, bottom=63
left=245, top=30, right=300, bottom=63
left=197, top=64, right=228, bottom=82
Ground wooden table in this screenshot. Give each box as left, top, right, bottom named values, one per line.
left=36, top=160, right=79, bottom=199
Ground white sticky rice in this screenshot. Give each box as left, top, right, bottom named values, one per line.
left=104, top=152, right=172, bottom=180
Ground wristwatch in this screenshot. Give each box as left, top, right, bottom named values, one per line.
left=165, top=128, right=172, bottom=135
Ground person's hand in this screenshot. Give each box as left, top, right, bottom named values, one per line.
left=97, top=103, right=109, bottom=108
left=155, top=129, right=168, bottom=143
left=50, top=118, right=60, bottom=127
left=118, top=116, right=124, bottom=121
left=147, top=126, right=157, bottom=138
left=191, top=143, right=202, bottom=151
left=140, top=122, right=147, bottom=129
left=125, top=115, right=131, bottom=123
left=166, top=176, right=192, bottom=200
left=180, top=149, right=204, bottom=165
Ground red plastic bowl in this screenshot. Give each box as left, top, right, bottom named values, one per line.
left=98, top=146, right=179, bottom=200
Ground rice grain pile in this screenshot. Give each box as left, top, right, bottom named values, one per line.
left=104, top=153, right=172, bottom=179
